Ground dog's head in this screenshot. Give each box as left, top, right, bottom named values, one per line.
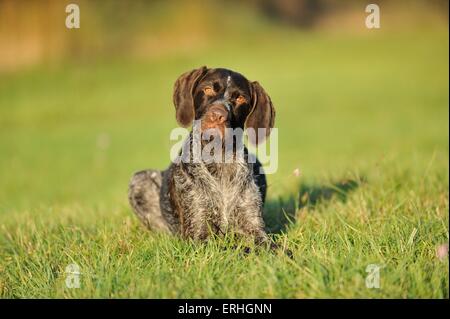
left=173, top=66, right=275, bottom=144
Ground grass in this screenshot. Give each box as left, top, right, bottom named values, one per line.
left=0, top=17, right=448, bottom=297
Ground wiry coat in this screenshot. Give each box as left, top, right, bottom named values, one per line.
left=129, top=138, right=269, bottom=244
left=129, top=66, right=276, bottom=248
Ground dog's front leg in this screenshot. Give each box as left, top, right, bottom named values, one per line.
left=171, top=163, right=227, bottom=240
left=227, top=177, right=270, bottom=245
left=232, top=192, right=293, bottom=257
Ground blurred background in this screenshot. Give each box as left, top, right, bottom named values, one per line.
left=1, top=0, right=448, bottom=70
left=0, top=0, right=448, bottom=216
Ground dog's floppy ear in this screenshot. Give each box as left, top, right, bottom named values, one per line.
left=245, top=81, right=276, bottom=145
left=173, top=66, right=208, bottom=127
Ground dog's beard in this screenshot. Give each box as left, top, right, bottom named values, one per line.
left=190, top=118, right=246, bottom=164
left=200, top=119, right=227, bottom=139
left=200, top=129, right=246, bottom=164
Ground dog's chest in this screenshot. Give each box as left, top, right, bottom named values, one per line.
left=209, top=162, right=252, bottom=208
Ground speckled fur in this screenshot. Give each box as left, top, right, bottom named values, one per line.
left=128, top=67, right=277, bottom=249
left=128, top=137, right=270, bottom=245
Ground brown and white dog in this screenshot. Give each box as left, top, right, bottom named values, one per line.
left=129, top=66, right=282, bottom=251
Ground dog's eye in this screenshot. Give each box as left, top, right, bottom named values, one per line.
left=236, top=95, right=247, bottom=105
left=203, top=86, right=215, bottom=96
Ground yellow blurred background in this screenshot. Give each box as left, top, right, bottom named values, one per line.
left=1, top=0, right=448, bottom=72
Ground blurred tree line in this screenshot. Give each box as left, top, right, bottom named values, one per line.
left=0, top=0, right=448, bottom=72
left=252, top=0, right=448, bottom=27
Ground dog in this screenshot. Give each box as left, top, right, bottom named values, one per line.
left=129, top=66, right=280, bottom=251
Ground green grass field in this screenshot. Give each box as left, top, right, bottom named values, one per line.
left=0, top=21, right=448, bottom=298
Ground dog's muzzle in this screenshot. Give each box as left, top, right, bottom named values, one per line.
left=201, top=102, right=230, bottom=136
